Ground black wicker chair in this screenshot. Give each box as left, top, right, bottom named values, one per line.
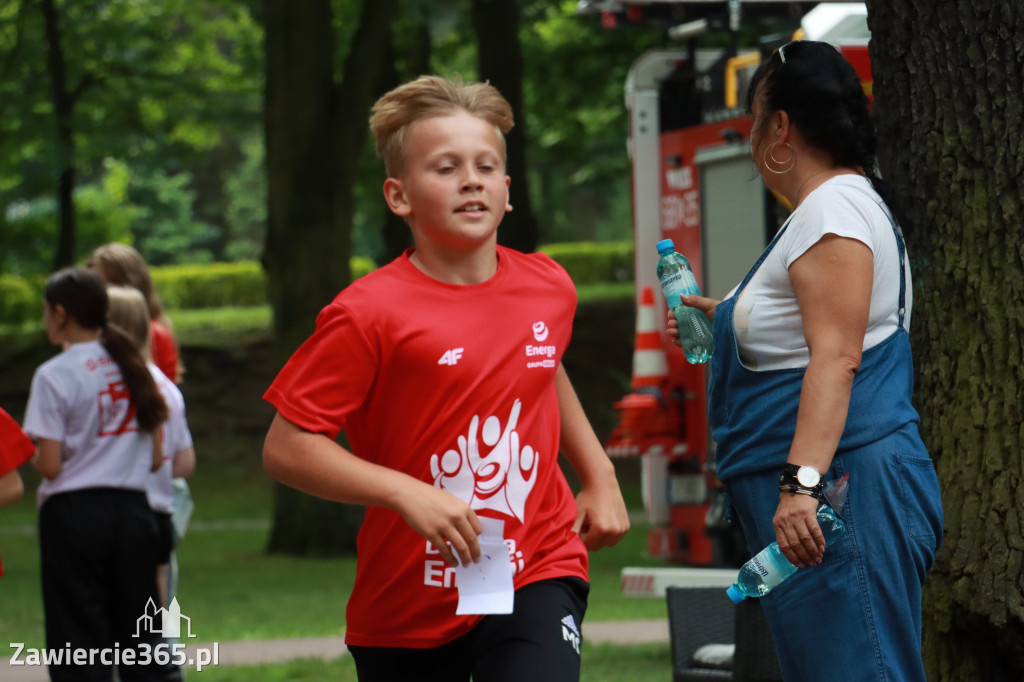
left=666, top=586, right=783, bottom=682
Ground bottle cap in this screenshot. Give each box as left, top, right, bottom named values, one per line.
left=725, top=584, right=746, bottom=604
left=655, top=238, right=675, bottom=255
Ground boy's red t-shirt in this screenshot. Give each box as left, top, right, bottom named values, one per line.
left=264, top=246, right=589, bottom=648
left=0, top=407, right=35, bottom=577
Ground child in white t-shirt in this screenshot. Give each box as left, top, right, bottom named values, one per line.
left=106, top=285, right=196, bottom=609
left=23, top=267, right=178, bottom=681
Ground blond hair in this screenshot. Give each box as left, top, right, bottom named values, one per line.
left=106, top=285, right=152, bottom=361
left=369, top=75, right=515, bottom=178
left=87, top=243, right=165, bottom=320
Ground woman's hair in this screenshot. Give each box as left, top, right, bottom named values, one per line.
left=44, top=268, right=167, bottom=432
left=369, top=75, right=515, bottom=178
left=87, top=243, right=167, bottom=322
left=106, top=285, right=151, bottom=360
left=746, top=40, right=911, bottom=229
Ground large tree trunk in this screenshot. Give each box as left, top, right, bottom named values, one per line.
left=40, top=0, right=76, bottom=270
left=262, top=0, right=396, bottom=557
left=866, top=2, right=1024, bottom=679
left=471, top=0, right=538, bottom=253
left=380, top=10, right=432, bottom=263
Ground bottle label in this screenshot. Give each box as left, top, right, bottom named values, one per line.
left=660, top=272, right=682, bottom=288
left=750, top=549, right=786, bottom=590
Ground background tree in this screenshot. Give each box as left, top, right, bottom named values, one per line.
left=0, top=0, right=261, bottom=273
left=865, top=1, right=1024, bottom=679
left=262, top=0, right=397, bottom=556
left=471, top=0, right=538, bottom=253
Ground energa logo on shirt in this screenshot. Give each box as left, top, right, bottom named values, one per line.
left=425, top=399, right=537, bottom=588
left=525, top=320, right=557, bottom=369
left=430, top=399, right=537, bottom=522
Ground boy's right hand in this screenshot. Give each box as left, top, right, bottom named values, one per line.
left=397, top=484, right=483, bottom=567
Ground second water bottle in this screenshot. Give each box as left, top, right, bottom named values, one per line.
left=725, top=503, right=847, bottom=603
left=655, top=239, right=714, bottom=364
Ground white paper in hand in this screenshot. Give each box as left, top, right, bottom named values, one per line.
left=455, top=517, right=514, bottom=615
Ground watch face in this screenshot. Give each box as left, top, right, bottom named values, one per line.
left=797, top=466, right=821, bottom=487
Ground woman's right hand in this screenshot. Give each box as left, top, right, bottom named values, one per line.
left=666, top=294, right=719, bottom=346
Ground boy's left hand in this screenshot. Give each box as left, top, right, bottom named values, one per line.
left=573, top=475, right=630, bottom=551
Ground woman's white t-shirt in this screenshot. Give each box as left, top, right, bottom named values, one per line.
left=23, top=340, right=157, bottom=508
left=728, top=175, right=912, bottom=371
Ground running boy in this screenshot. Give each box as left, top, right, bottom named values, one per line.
left=263, top=75, right=630, bottom=682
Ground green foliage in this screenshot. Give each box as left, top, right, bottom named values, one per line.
left=126, top=164, right=219, bottom=266
left=0, top=180, right=137, bottom=275
left=152, top=261, right=268, bottom=310
left=541, top=239, right=634, bottom=285
left=519, top=2, right=665, bottom=243
left=0, top=0, right=262, bottom=267
left=1, top=0, right=668, bottom=273
left=224, top=134, right=267, bottom=262
left=150, top=256, right=376, bottom=310
left=0, top=272, right=40, bottom=325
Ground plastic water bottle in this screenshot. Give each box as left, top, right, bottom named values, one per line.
left=726, top=503, right=847, bottom=603
left=655, top=239, right=714, bottom=364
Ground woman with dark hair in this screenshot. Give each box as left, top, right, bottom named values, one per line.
left=669, top=41, right=943, bottom=680
left=23, top=267, right=178, bottom=681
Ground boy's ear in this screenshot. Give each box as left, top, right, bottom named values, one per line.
left=383, top=178, right=412, bottom=217
left=504, top=175, right=513, bottom=213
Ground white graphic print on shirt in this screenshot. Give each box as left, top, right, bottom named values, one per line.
left=98, top=380, right=139, bottom=436
left=425, top=400, right=538, bottom=587
left=429, top=399, right=538, bottom=522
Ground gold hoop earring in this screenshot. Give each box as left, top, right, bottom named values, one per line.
left=763, top=142, right=796, bottom=174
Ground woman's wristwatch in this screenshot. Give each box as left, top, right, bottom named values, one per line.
left=779, top=464, right=824, bottom=499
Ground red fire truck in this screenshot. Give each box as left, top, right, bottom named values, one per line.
left=579, top=1, right=874, bottom=593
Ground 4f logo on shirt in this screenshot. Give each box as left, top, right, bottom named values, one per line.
left=438, top=348, right=464, bottom=366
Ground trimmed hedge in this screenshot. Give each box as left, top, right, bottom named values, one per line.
left=0, top=243, right=634, bottom=325
left=540, top=240, right=634, bottom=285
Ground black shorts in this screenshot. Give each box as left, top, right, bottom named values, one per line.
left=154, top=511, right=175, bottom=565
left=348, top=577, right=589, bottom=682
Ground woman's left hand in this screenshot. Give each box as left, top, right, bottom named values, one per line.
left=773, top=492, right=826, bottom=567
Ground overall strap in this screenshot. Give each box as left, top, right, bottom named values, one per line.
left=878, top=203, right=908, bottom=330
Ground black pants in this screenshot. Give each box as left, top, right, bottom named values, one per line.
left=39, top=488, right=181, bottom=682
left=349, top=577, right=589, bottom=682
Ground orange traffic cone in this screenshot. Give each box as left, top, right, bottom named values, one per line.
left=630, top=286, right=669, bottom=392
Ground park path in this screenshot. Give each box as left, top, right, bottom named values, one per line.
left=2, top=618, right=668, bottom=681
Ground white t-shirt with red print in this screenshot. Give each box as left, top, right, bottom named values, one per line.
left=264, top=246, right=589, bottom=649
left=147, top=364, right=192, bottom=514
left=23, top=340, right=157, bottom=509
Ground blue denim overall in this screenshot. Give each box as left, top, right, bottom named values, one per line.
left=708, top=215, right=944, bottom=681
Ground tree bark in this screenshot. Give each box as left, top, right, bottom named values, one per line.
left=263, top=0, right=396, bottom=557
left=471, top=0, right=538, bottom=253
left=39, top=0, right=75, bottom=270
left=866, top=2, right=1024, bottom=679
